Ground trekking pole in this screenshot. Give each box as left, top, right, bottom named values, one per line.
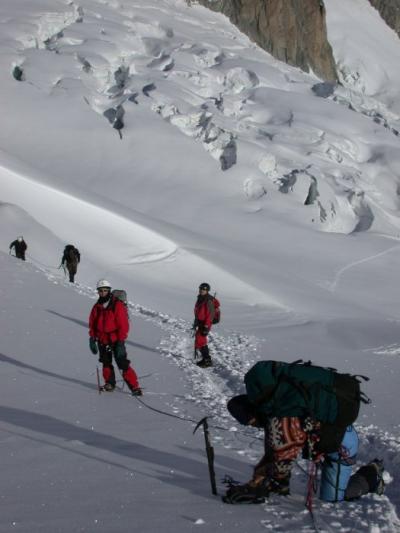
left=96, top=366, right=102, bottom=394
left=192, top=325, right=198, bottom=361
left=193, top=416, right=218, bottom=495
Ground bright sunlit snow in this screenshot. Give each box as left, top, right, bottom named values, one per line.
left=1, top=0, right=400, bottom=531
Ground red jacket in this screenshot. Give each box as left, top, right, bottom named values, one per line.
left=194, top=295, right=215, bottom=330
left=89, top=297, right=129, bottom=345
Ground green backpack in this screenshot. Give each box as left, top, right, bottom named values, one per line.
left=244, top=360, right=370, bottom=452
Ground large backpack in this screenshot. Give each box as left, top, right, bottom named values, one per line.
left=111, top=289, right=129, bottom=318
left=65, top=245, right=79, bottom=263
left=110, top=289, right=131, bottom=320
left=244, top=360, right=370, bottom=453
left=112, top=289, right=128, bottom=307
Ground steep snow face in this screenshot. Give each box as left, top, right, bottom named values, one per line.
left=2, top=0, right=399, bottom=235
left=325, top=0, right=400, bottom=113
left=1, top=0, right=400, bottom=319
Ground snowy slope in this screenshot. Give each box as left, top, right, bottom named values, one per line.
left=1, top=253, right=399, bottom=533
left=1, top=0, right=400, bottom=531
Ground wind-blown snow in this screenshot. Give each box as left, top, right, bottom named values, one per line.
left=1, top=0, right=400, bottom=531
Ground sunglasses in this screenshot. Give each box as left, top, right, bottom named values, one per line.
left=98, top=288, right=110, bottom=293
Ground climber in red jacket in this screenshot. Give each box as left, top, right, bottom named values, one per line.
left=193, top=282, right=216, bottom=368
left=89, top=279, right=142, bottom=395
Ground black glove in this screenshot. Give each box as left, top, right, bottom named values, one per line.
left=89, top=337, right=98, bottom=355
left=114, top=341, right=126, bottom=358
left=200, top=326, right=209, bottom=336
left=222, top=484, right=267, bottom=505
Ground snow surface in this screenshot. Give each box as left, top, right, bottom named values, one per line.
left=1, top=0, right=400, bottom=531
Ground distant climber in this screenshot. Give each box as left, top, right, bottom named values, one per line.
left=193, top=282, right=220, bottom=368
left=88, top=279, right=142, bottom=396
left=61, top=244, right=80, bottom=283
left=9, top=236, right=27, bottom=260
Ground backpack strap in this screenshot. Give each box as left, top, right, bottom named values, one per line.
left=359, top=391, right=371, bottom=405
left=290, top=359, right=304, bottom=365
left=353, top=374, right=369, bottom=382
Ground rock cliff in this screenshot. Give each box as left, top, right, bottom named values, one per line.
left=368, top=0, right=400, bottom=37
left=195, top=0, right=338, bottom=81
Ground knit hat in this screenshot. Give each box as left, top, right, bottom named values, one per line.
left=227, top=394, right=256, bottom=426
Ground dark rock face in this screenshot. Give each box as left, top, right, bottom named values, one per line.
left=368, top=0, right=400, bottom=37
left=196, top=0, right=338, bottom=81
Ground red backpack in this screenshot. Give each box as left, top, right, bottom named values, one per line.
left=212, top=296, right=221, bottom=325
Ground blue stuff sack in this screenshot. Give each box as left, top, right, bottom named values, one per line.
left=320, top=425, right=359, bottom=502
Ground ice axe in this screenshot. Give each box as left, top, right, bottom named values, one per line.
left=193, top=416, right=217, bottom=495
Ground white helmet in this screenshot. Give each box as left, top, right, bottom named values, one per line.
left=96, top=279, right=111, bottom=290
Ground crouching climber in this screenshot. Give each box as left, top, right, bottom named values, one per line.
left=222, top=360, right=385, bottom=504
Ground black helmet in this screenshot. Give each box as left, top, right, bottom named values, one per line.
left=199, top=282, right=210, bottom=291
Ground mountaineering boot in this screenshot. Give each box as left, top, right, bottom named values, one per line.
left=222, top=477, right=289, bottom=504
left=103, top=383, right=115, bottom=392
left=263, top=477, right=290, bottom=496
left=196, top=345, right=212, bottom=367
left=222, top=483, right=267, bottom=504
left=371, top=459, right=386, bottom=495
left=130, top=387, right=143, bottom=396
left=345, top=458, right=385, bottom=500
left=196, top=358, right=213, bottom=368
left=363, top=459, right=385, bottom=495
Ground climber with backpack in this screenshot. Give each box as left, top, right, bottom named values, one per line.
left=9, top=236, right=27, bottom=260
left=193, top=282, right=220, bottom=368
left=61, top=244, right=80, bottom=283
left=223, top=360, right=385, bottom=504
left=88, top=279, right=142, bottom=396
